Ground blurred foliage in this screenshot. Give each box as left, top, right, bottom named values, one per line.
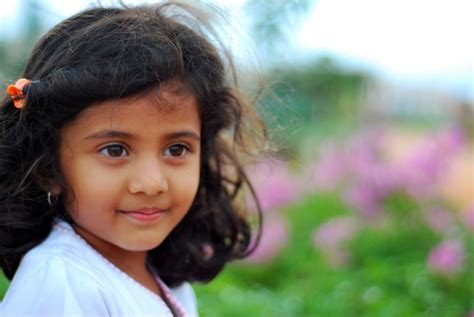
left=187, top=123, right=473, bottom=315
left=271, top=57, right=367, bottom=119
left=192, top=193, right=473, bottom=316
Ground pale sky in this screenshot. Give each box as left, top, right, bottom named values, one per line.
left=1, top=0, right=472, bottom=99
left=296, top=0, right=473, bottom=99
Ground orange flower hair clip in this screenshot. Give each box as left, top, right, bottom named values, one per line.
left=6, top=78, right=30, bottom=109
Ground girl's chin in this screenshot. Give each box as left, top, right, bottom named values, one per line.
left=117, top=238, right=165, bottom=252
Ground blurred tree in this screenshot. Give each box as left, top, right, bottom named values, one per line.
left=258, top=57, right=368, bottom=154
left=271, top=57, right=367, bottom=120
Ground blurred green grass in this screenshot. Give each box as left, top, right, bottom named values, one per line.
left=194, top=193, right=352, bottom=317
left=193, top=193, right=473, bottom=317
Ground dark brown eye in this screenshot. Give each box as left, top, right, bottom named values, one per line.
left=165, top=144, right=188, bottom=157
left=100, top=144, right=128, bottom=158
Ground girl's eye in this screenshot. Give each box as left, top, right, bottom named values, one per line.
left=164, top=144, right=189, bottom=157
left=100, top=144, right=128, bottom=158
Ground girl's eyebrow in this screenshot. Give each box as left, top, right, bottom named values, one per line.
left=167, top=130, right=201, bottom=141
left=83, top=130, right=132, bottom=141
left=82, top=129, right=201, bottom=141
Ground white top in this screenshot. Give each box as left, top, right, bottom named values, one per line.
left=1, top=220, right=199, bottom=317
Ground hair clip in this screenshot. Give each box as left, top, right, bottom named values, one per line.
left=6, top=78, right=30, bottom=109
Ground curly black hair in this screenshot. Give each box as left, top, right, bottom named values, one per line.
left=0, top=2, right=265, bottom=287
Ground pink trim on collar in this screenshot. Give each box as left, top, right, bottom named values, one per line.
left=155, top=276, right=188, bottom=317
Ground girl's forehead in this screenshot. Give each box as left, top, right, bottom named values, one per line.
left=80, top=85, right=198, bottom=121
left=62, top=86, right=201, bottom=138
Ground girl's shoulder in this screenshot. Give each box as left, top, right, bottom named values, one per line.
left=14, top=219, right=107, bottom=282
left=22, top=219, right=100, bottom=266
left=1, top=256, right=112, bottom=316
left=1, top=220, right=113, bottom=316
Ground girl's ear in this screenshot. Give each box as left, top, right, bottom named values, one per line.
left=49, top=183, right=62, bottom=196
left=37, top=180, right=62, bottom=196
left=33, top=171, right=62, bottom=196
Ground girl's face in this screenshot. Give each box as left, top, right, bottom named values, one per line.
left=59, top=85, right=201, bottom=256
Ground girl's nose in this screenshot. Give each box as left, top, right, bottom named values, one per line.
left=128, top=158, right=169, bottom=196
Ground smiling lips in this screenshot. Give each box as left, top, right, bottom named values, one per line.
left=119, top=207, right=167, bottom=222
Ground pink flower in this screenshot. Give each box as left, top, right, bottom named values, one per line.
left=400, top=127, right=465, bottom=198
left=428, top=239, right=464, bottom=275
left=343, top=185, right=382, bottom=217
left=312, top=216, right=359, bottom=249
left=312, top=216, right=359, bottom=267
left=438, top=126, right=465, bottom=154
left=246, top=158, right=300, bottom=212
left=423, top=206, right=455, bottom=233
left=402, top=140, right=444, bottom=197
left=311, top=144, right=346, bottom=190
left=244, top=214, right=289, bottom=263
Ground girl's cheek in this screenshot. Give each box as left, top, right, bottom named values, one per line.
left=181, top=164, right=201, bottom=193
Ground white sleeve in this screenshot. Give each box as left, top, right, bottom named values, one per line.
left=1, top=257, right=110, bottom=317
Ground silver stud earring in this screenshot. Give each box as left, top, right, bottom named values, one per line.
left=47, top=191, right=58, bottom=206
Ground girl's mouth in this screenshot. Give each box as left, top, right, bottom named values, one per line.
left=118, top=208, right=167, bottom=222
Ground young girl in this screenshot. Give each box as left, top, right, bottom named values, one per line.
left=0, top=2, right=265, bottom=316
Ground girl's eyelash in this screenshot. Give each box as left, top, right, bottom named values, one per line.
left=163, top=143, right=191, bottom=157
left=98, top=142, right=192, bottom=159
left=99, top=143, right=129, bottom=158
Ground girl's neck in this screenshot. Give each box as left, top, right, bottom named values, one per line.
left=72, top=224, right=163, bottom=297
